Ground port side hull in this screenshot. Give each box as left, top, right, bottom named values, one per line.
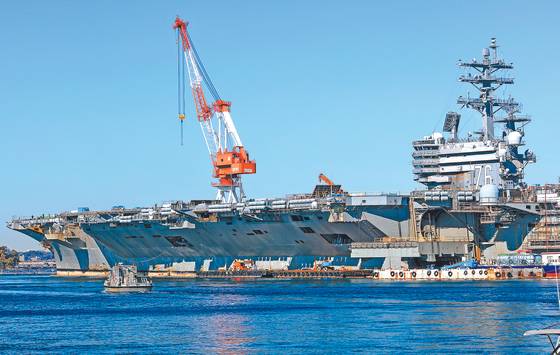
left=12, top=201, right=540, bottom=274
left=84, top=209, right=392, bottom=271
left=15, top=228, right=121, bottom=275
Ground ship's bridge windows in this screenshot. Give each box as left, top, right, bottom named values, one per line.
left=300, top=227, right=315, bottom=234
left=152, top=234, right=162, bottom=238
left=165, top=236, right=192, bottom=248
left=253, top=229, right=265, bottom=235
left=295, top=240, right=305, bottom=244
left=320, top=233, right=353, bottom=245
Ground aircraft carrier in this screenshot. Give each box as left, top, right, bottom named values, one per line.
left=7, top=33, right=560, bottom=276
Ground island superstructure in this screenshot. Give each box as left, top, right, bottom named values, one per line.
left=7, top=29, right=559, bottom=275
left=394, top=38, right=545, bottom=265
left=412, top=38, right=535, bottom=190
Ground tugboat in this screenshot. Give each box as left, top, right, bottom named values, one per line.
left=104, top=264, right=152, bottom=292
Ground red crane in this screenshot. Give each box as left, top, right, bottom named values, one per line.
left=174, top=17, right=256, bottom=203
left=318, top=173, right=335, bottom=186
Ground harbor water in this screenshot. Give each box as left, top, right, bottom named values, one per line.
left=0, top=276, right=559, bottom=353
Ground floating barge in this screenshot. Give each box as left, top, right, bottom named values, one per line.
left=153, top=266, right=545, bottom=281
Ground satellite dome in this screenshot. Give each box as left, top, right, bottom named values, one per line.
left=506, top=131, right=522, bottom=146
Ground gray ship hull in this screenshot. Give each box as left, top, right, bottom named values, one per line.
left=17, top=228, right=115, bottom=276
left=84, top=203, right=540, bottom=272
left=9, top=194, right=544, bottom=274
left=84, top=209, right=389, bottom=272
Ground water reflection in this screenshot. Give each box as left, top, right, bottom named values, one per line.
left=193, top=289, right=255, bottom=353
left=1, top=276, right=557, bottom=353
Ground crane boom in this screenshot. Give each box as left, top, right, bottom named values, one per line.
left=174, top=17, right=256, bottom=203
left=318, top=173, right=335, bottom=186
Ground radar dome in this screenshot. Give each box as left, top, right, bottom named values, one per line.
left=479, top=184, right=499, bottom=205
left=507, top=131, right=522, bottom=146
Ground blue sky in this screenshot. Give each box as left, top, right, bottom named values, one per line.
left=1, top=1, right=559, bottom=250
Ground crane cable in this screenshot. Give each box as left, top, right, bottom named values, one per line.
left=177, top=29, right=187, bottom=145
left=187, top=31, right=221, bottom=101
left=177, top=27, right=223, bottom=147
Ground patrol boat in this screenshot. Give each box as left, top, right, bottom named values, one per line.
left=104, top=264, right=152, bottom=292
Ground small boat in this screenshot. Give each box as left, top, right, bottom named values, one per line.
left=104, top=264, right=152, bottom=292
left=524, top=326, right=560, bottom=354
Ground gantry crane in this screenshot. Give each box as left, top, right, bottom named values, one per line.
left=174, top=17, right=256, bottom=203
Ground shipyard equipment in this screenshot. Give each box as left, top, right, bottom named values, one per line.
left=319, top=173, right=335, bottom=186
left=313, top=173, right=343, bottom=197
left=174, top=17, right=256, bottom=203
